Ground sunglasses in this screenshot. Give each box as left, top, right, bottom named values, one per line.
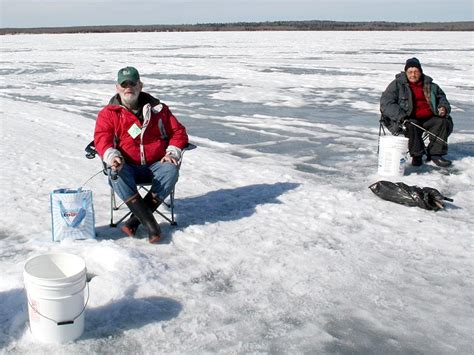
left=120, top=81, right=138, bottom=88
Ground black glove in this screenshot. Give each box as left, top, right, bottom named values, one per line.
left=386, top=118, right=406, bottom=136
left=108, top=167, right=119, bottom=180
left=400, top=117, right=411, bottom=129
left=411, top=186, right=453, bottom=211
left=420, top=187, right=454, bottom=211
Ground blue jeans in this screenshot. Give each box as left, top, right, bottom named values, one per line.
left=109, top=161, right=179, bottom=202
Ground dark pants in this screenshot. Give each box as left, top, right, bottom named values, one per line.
left=406, top=116, right=453, bottom=157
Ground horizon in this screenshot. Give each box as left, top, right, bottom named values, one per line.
left=2, top=18, right=474, bottom=31
left=1, top=0, right=472, bottom=29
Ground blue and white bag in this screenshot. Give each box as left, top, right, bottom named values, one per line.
left=50, top=188, right=96, bottom=241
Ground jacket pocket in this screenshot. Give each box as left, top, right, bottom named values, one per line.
left=398, top=94, right=410, bottom=111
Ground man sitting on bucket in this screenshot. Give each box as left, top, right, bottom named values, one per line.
left=94, top=66, right=189, bottom=243
left=380, top=57, right=453, bottom=167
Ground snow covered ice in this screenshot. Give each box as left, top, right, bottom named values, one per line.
left=0, top=31, right=473, bottom=354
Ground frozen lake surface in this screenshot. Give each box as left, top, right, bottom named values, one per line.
left=1, top=31, right=473, bottom=179
left=0, top=31, right=473, bottom=354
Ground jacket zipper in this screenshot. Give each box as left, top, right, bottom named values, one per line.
left=139, top=104, right=152, bottom=165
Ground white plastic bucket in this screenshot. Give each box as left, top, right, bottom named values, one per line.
left=378, top=136, right=409, bottom=177
left=23, top=253, right=88, bottom=343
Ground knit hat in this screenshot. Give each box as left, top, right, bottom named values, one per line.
left=404, top=57, right=423, bottom=73
left=117, top=66, right=140, bottom=84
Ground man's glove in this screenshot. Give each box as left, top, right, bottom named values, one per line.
left=419, top=187, right=454, bottom=211
left=437, top=106, right=447, bottom=117
left=400, top=117, right=409, bottom=128
left=386, top=118, right=407, bottom=136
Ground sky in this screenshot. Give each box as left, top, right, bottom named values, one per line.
left=0, top=0, right=473, bottom=28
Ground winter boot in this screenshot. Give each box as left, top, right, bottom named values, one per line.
left=123, top=193, right=161, bottom=243
left=411, top=156, right=423, bottom=167
left=122, top=193, right=162, bottom=237
left=431, top=155, right=452, bottom=167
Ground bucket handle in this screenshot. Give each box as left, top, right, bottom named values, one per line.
left=26, top=281, right=90, bottom=326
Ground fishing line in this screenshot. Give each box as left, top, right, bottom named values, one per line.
left=81, top=169, right=104, bottom=188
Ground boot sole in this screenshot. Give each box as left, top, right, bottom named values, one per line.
left=148, top=235, right=161, bottom=244
left=432, top=160, right=452, bottom=168
left=121, top=225, right=136, bottom=237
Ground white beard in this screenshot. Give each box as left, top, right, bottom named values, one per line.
left=120, top=91, right=139, bottom=107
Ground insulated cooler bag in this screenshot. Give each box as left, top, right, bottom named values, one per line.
left=50, top=188, right=96, bottom=241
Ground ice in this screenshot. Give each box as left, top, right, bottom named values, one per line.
left=0, top=31, right=472, bottom=354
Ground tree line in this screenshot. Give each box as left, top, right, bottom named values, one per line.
left=1, top=20, right=473, bottom=35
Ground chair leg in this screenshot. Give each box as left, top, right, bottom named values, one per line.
left=170, top=188, right=176, bottom=225
left=151, top=189, right=177, bottom=226
left=110, top=187, right=115, bottom=227
left=110, top=186, right=178, bottom=228
left=110, top=187, right=132, bottom=227
left=377, top=121, right=386, bottom=154
left=111, top=211, right=132, bottom=228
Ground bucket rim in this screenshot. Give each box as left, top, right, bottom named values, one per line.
left=380, top=135, right=408, bottom=141
left=24, top=253, right=86, bottom=282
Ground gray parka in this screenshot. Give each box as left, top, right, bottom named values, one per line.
left=380, top=72, right=451, bottom=125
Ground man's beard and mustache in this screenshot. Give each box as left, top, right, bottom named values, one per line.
left=120, top=91, right=140, bottom=107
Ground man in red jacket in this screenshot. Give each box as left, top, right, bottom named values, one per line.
left=94, top=66, right=189, bottom=243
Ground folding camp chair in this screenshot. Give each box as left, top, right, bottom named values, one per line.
left=85, top=141, right=196, bottom=227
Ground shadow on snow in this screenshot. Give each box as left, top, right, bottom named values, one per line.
left=95, top=182, right=300, bottom=240
left=0, top=287, right=182, bottom=345
left=81, top=296, right=182, bottom=340
left=0, top=288, right=28, bottom=348
left=175, top=182, right=301, bottom=227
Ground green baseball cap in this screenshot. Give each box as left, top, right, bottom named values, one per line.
left=117, top=66, right=140, bottom=84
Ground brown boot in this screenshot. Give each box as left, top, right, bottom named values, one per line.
left=411, top=156, right=423, bottom=166
left=121, top=218, right=140, bottom=237
left=121, top=193, right=162, bottom=237
left=123, top=193, right=161, bottom=243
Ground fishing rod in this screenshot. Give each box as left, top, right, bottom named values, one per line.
left=406, top=121, right=448, bottom=144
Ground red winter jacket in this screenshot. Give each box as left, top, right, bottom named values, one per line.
left=94, top=93, right=188, bottom=165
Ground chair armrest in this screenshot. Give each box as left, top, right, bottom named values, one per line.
left=85, top=140, right=97, bottom=159
left=184, top=143, right=197, bottom=152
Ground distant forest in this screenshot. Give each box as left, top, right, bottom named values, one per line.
left=1, top=20, right=473, bottom=35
